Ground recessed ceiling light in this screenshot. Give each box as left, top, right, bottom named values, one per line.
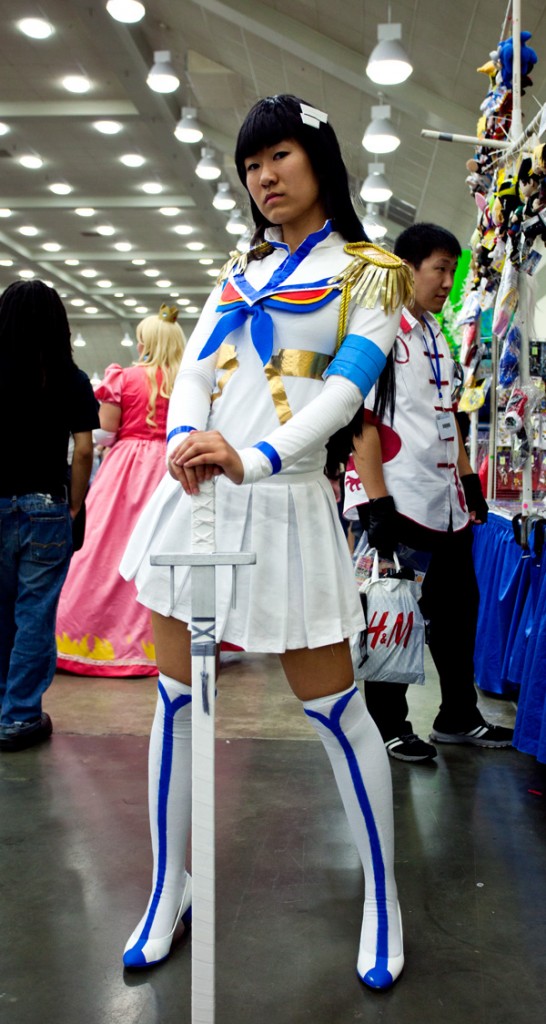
left=106, top=1, right=145, bottom=24
left=114, top=292, right=125, bottom=298
left=18, top=18, right=54, bottom=39
left=156, top=279, right=172, bottom=287
left=43, top=280, right=54, bottom=287
left=159, top=207, right=180, bottom=216
left=97, top=279, right=113, bottom=288
left=42, top=242, right=62, bottom=251
left=206, top=269, right=221, bottom=277
left=186, top=305, right=199, bottom=313
left=74, top=207, right=95, bottom=217
left=49, top=182, right=73, bottom=195
left=80, top=268, right=98, bottom=278
left=0, top=259, right=14, bottom=266
left=123, top=298, right=137, bottom=306
left=19, top=154, right=43, bottom=169
left=114, top=241, right=132, bottom=251
left=0, top=123, right=10, bottom=136
left=19, top=269, right=35, bottom=279
left=135, top=305, right=148, bottom=313
left=143, top=268, right=160, bottom=277
left=65, top=259, right=80, bottom=266
left=186, top=241, right=205, bottom=251
left=199, top=258, right=213, bottom=266
left=173, top=224, right=193, bottom=236
left=96, top=225, right=116, bottom=236
left=0, top=208, right=12, bottom=217
left=94, top=120, right=122, bottom=135
left=19, top=225, right=39, bottom=236
left=85, top=306, right=99, bottom=314
left=132, top=258, right=146, bottom=265
left=140, top=182, right=163, bottom=194
left=170, top=291, right=180, bottom=297
left=70, top=298, right=85, bottom=306
left=120, top=153, right=145, bottom=168
left=178, top=298, right=190, bottom=306
left=62, top=75, right=91, bottom=94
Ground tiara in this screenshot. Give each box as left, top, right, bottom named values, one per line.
left=158, top=303, right=179, bottom=323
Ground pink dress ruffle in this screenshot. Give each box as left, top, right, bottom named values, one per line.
left=56, top=363, right=169, bottom=676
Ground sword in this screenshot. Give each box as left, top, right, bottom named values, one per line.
left=151, top=478, right=256, bottom=1022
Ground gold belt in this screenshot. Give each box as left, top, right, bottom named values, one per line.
left=212, top=344, right=332, bottom=424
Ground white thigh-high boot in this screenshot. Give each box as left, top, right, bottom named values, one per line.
left=123, top=675, right=193, bottom=968
left=303, top=684, right=403, bottom=990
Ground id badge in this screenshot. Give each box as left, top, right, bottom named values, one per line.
left=436, top=411, right=455, bottom=440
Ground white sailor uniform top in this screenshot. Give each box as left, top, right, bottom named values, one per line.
left=343, top=308, right=470, bottom=534
left=120, top=221, right=412, bottom=652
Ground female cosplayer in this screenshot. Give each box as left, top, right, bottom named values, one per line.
left=120, top=95, right=413, bottom=990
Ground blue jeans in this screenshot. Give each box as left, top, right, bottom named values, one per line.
left=0, top=493, right=73, bottom=725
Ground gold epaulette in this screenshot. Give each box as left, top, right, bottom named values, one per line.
left=216, top=241, right=274, bottom=284
left=330, top=242, right=414, bottom=351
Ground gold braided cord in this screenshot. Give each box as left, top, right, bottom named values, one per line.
left=335, top=282, right=352, bottom=352
left=217, top=241, right=274, bottom=284
left=329, top=242, right=414, bottom=318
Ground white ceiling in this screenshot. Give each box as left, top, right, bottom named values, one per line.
left=2, top=0, right=546, bottom=376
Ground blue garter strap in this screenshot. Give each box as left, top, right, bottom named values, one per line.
left=324, top=334, right=387, bottom=400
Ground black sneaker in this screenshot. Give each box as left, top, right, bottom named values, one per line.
left=385, top=733, right=437, bottom=762
left=0, top=713, right=53, bottom=752
left=429, top=723, right=513, bottom=748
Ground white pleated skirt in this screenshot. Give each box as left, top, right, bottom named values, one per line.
left=120, top=469, right=364, bottom=653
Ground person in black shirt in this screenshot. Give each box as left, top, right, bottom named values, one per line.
left=0, top=280, right=99, bottom=752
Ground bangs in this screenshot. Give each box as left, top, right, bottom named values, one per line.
left=235, top=95, right=306, bottom=180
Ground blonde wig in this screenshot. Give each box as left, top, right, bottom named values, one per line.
left=135, top=306, right=186, bottom=426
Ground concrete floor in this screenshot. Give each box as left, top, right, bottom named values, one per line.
left=1, top=651, right=545, bottom=1024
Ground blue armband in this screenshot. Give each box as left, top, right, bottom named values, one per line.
left=324, top=334, right=387, bottom=400
left=253, top=441, right=282, bottom=475
left=166, top=425, right=197, bottom=444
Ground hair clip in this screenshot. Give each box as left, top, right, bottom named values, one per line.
left=158, top=303, right=179, bottom=323
left=300, top=103, right=328, bottom=128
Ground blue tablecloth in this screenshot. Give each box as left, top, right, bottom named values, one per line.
left=473, top=512, right=546, bottom=764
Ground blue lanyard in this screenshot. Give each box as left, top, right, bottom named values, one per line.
left=422, top=320, right=444, bottom=403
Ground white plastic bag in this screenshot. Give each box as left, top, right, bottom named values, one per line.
left=351, top=552, right=426, bottom=685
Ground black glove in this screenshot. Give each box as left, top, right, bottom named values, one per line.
left=363, top=495, right=398, bottom=558
left=461, top=473, right=488, bottom=524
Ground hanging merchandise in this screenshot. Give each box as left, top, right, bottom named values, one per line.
left=499, top=323, right=521, bottom=386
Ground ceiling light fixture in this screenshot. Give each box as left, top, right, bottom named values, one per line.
left=18, top=225, right=39, bottom=236
left=362, top=103, right=400, bottom=154
left=94, top=120, right=123, bottom=135
left=120, top=153, right=145, bottom=168
left=96, top=224, right=116, bottom=236
left=49, top=182, right=73, bottom=195
left=0, top=123, right=10, bottom=136
left=0, top=209, right=12, bottom=218
left=74, top=207, right=95, bottom=217
left=186, top=305, right=199, bottom=314
left=42, top=242, right=62, bottom=251
left=18, top=18, right=54, bottom=39
left=143, top=268, right=160, bottom=277
left=106, top=1, right=145, bottom=24
left=121, top=331, right=134, bottom=346
left=186, top=241, right=204, bottom=251
left=146, top=51, right=179, bottom=94
left=97, top=279, right=113, bottom=287
left=62, top=74, right=92, bottom=94
left=123, top=298, right=137, bottom=306
left=156, top=279, right=172, bottom=287
left=132, top=258, right=146, bottom=265
left=226, top=210, right=247, bottom=235
left=174, top=107, right=203, bottom=144
left=73, top=332, right=86, bottom=346
left=366, top=24, right=413, bottom=85
left=213, top=181, right=236, bottom=211
left=359, top=163, right=393, bottom=203
left=236, top=232, right=251, bottom=253
left=85, top=306, right=99, bottom=314
left=65, top=259, right=80, bottom=266
left=173, top=224, right=193, bottom=236
left=195, top=147, right=221, bottom=181
left=199, top=258, right=213, bottom=266
left=90, top=371, right=102, bottom=388
left=362, top=204, right=388, bottom=241
left=159, top=207, right=180, bottom=216
left=135, top=305, right=148, bottom=313
left=0, top=258, right=14, bottom=266
left=19, top=270, right=35, bottom=279
left=178, top=298, right=190, bottom=306
left=114, top=241, right=132, bottom=251
left=70, top=299, right=86, bottom=306
left=140, top=181, right=163, bottom=194
left=81, top=268, right=98, bottom=278
left=19, top=154, right=43, bottom=169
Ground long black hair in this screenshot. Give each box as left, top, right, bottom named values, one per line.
left=0, top=280, right=76, bottom=408
left=235, top=94, right=368, bottom=245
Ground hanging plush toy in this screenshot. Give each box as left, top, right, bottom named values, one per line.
left=496, top=32, right=538, bottom=92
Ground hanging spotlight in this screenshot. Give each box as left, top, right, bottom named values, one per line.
left=362, top=204, right=388, bottom=241
left=121, top=332, right=134, bottom=347
left=90, top=371, right=102, bottom=388
left=73, top=332, right=87, bottom=347
left=360, top=163, right=392, bottom=203
left=213, top=181, right=236, bottom=211
left=226, top=210, right=247, bottom=236
left=362, top=103, right=400, bottom=154
left=195, top=147, right=221, bottom=181
left=146, top=51, right=179, bottom=94
left=366, top=24, right=413, bottom=85
left=174, top=107, right=203, bottom=144
left=106, top=1, right=145, bottom=23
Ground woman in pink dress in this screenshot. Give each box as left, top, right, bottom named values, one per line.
left=56, top=305, right=186, bottom=676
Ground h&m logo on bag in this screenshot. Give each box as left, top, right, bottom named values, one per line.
left=367, top=610, right=414, bottom=650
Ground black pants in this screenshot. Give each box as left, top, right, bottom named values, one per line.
left=361, top=516, right=483, bottom=740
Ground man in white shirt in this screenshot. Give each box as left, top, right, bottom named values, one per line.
left=346, top=223, right=513, bottom=761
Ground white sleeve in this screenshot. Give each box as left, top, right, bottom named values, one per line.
left=240, top=374, right=362, bottom=483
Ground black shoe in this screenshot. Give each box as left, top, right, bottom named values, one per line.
left=429, top=723, right=513, bottom=748
left=0, top=713, right=53, bottom=752
left=385, top=733, right=437, bottom=762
